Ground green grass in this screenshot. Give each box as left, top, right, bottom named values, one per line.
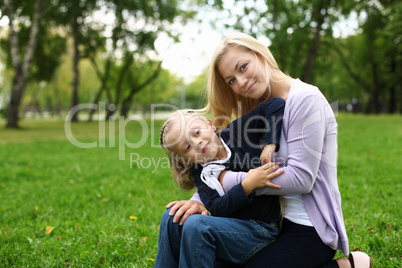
left=0, top=115, right=401, bottom=267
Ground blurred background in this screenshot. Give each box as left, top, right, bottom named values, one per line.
left=1, top=2, right=401, bottom=266
left=0, top=0, right=401, bottom=128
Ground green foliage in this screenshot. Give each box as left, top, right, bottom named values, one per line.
left=185, top=70, right=208, bottom=109
left=1, top=0, right=401, bottom=128
left=30, top=32, right=66, bottom=82
left=131, top=67, right=182, bottom=111
left=203, top=0, right=401, bottom=113
left=0, top=1, right=66, bottom=82
left=0, top=115, right=401, bottom=266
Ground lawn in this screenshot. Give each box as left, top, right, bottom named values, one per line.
left=0, top=115, right=401, bottom=267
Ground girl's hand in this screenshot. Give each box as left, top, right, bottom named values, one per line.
left=241, top=162, right=283, bottom=195
left=166, top=200, right=209, bottom=225
left=260, top=144, right=276, bottom=164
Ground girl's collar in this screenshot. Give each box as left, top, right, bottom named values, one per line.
left=201, top=137, right=232, bottom=167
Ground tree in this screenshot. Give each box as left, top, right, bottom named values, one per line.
left=203, top=0, right=355, bottom=82
left=200, top=0, right=400, bottom=113
left=131, top=66, right=182, bottom=113
left=2, top=0, right=42, bottom=128
left=56, top=0, right=98, bottom=122
left=185, top=70, right=208, bottom=109
left=330, top=0, right=402, bottom=113
left=82, top=0, right=194, bottom=119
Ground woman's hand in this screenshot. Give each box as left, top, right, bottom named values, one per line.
left=166, top=200, right=209, bottom=225
left=241, top=162, right=283, bottom=196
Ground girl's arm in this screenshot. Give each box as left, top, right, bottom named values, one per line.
left=189, top=189, right=203, bottom=204
left=220, top=164, right=283, bottom=195
left=197, top=181, right=253, bottom=217
left=187, top=164, right=281, bottom=219
left=197, top=163, right=281, bottom=216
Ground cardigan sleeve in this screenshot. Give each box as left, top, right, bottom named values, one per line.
left=221, top=94, right=332, bottom=196
left=256, top=94, right=331, bottom=195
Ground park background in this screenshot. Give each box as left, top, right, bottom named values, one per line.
left=0, top=0, right=401, bottom=267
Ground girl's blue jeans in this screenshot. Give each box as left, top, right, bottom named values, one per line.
left=154, top=208, right=280, bottom=268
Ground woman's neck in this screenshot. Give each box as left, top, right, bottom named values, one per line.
left=269, top=71, right=294, bottom=101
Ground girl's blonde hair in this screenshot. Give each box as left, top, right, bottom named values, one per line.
left=204, top=32, right=289, bottom=127
left=160, top=110, right=219, bottom=190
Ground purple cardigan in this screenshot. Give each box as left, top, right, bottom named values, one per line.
left=192, top=79, right=349, bottom=255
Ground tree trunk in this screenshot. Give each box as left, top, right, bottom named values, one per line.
left=302, top=5, right=324, bottom=84
left=5, top=0, right=41, bottom=128
left=7, top=65, right=24, bottom=128
left=88, top=87, right=104, bottom=122
left=70, top=17, right=80, bottom=122
left=389, top=56, right=396, bottom=113
left=371, top=63, right=381, bottom=114
left=120, top=99, right=132, bottom=119
left=88, top=56, right=112, bottom=121
left=107, top=55, right=134, bottom=118
left=272, top=0, right=286, bottom=70
left=52, top=81, right=62, bottom=116
left=120, top=62, right=162, bottom=118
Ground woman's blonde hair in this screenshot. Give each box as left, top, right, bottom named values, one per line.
left=160, top=110, right=220, bottom=190
left=204, top=32, right=289, bottom=127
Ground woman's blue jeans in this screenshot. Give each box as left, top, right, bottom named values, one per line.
left=154, top=208, right=279, bottom=268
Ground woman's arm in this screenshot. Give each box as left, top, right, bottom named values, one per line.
left=166, top=200, right=209, bottom=225
left=257, top=94, right=335, bottom=195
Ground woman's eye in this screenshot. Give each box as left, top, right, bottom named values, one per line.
left=240, top=64, right=247, bottom=71
left=228, top=78, right=235, bottom=85
left=185, top=144, right=191, bottom=152
left=196, top=130, right=200, bottom=136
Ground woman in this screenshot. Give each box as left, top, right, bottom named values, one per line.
left=158, top=33, right=371, bottom=268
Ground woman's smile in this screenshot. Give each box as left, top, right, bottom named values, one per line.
left=218, top=47, right=269, bottom=100
left=247, top=81, right=256, bottom=94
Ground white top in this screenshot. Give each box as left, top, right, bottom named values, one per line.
left=282, top=194, right=313, bottom=226
left=271, top=127, right=313, bottom=226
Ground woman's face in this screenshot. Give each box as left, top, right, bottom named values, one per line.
left=218, top=47, right=269, bottom=99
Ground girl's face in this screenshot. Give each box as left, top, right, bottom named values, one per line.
left=218, top=47, right=269, bottom=100
left=165, top=116, right=225, bottom=164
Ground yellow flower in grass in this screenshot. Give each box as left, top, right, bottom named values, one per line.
left=147, top=258, right=155, bottom=262
left=129, top=216, right=138, bottom=220
left=46, top=226, right=54, bottom=234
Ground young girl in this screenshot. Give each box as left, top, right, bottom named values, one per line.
left=155, top=97, right=285, bottom=267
